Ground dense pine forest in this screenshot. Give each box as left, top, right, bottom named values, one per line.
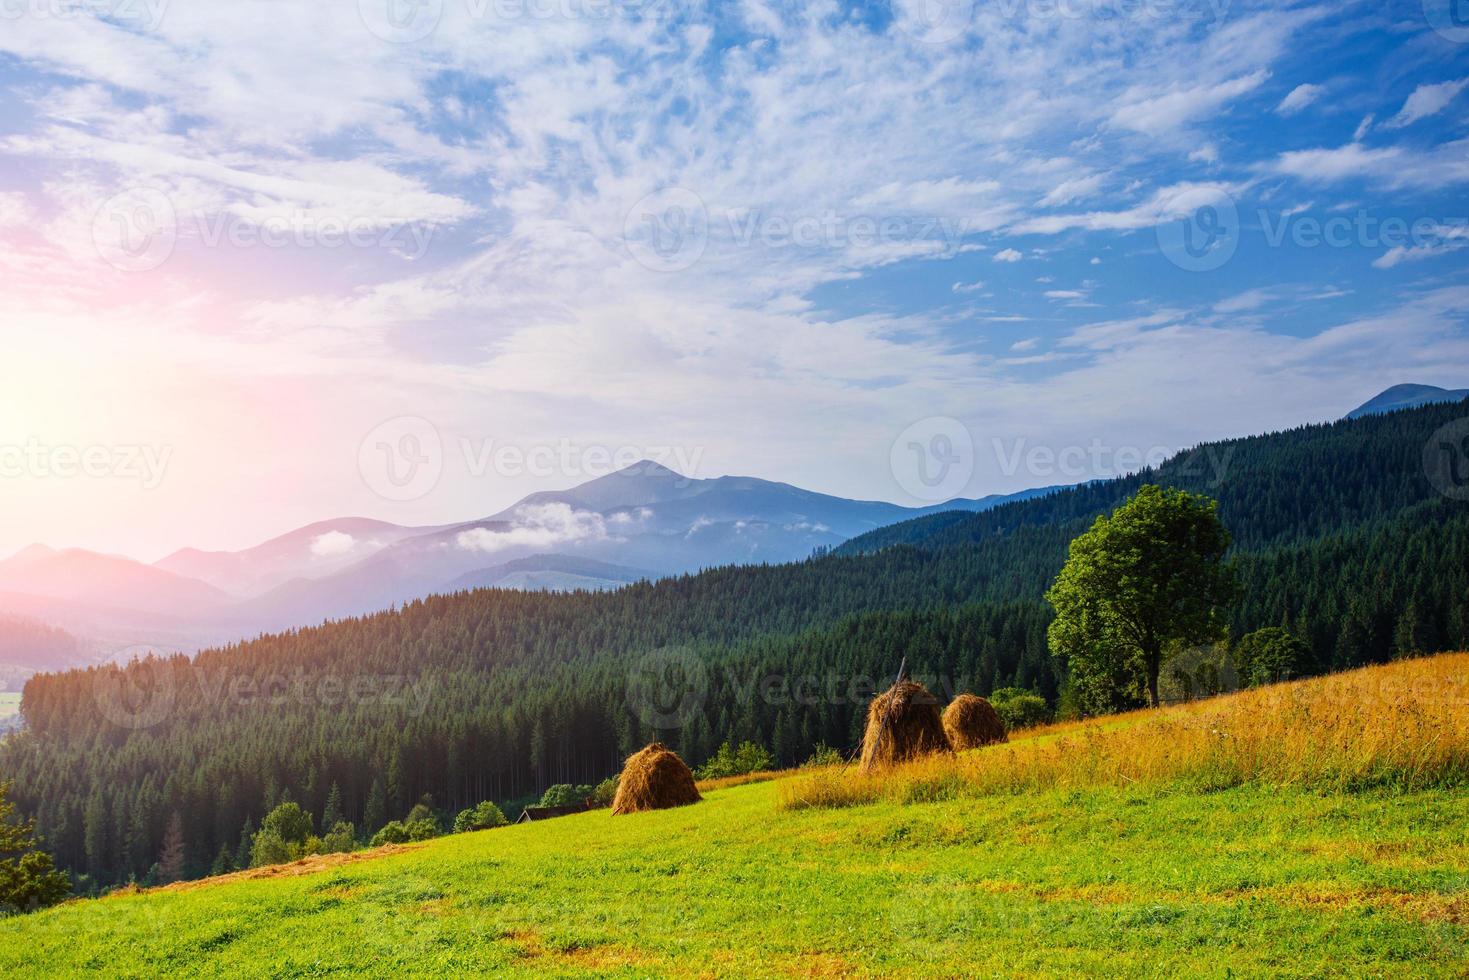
left=4, top=402, right=1468, bottom=888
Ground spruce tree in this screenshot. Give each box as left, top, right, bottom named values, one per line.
left=157, top=812, right=185, bottom=884
left=233, top=817, right=255, bottom=873
left=0, top=781, right=70, bottom=914
left=322, top=782, right=343, bottom=832
left=363, top=778, right=387, bottom=839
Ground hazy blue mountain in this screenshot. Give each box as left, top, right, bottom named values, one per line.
left=0, top=546, right=232, bottom=618
left=3, top=462, right=1067, bottom=661
left=155, top=517, right=442, bottom=597
left=1346, top=383, right=1469, bottom=419
left=229, top=466, right=1062, bottom=626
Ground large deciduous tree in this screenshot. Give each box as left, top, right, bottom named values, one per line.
left=1046, top=486, right=1237, bottom=709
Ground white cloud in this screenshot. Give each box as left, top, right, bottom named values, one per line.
left=1044, top=290, right=1085, bottom=300
left=1109, top=71, right=1269, bottom=137
left=1038, top=175, right=1103, bottom=207
left=456, top=503, right=611, bottom=555
left=1270, top=143, right=1398, bottom=181
left=310, top=531, right=357, bottom=557
left=1372, top=242, right=1465, bottom=269
left=1213, top=288, right=1276, bottom=314
left=951, top=280, right=985, bottom=294
left=1010, top=181, right=1239, bottom=236
left=1386, top=78, right=1468, bottom=129
left=1188, top=144, right=1220, bottom=164
left=1268, top=140, right=1469, bottom=189
left=993, top=248, right=1023, bottom=263
left=1276, top=83, right=1325, bottom=115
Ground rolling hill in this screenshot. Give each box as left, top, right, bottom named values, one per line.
left=1346, top=382, right=1469, bottom=419
left=0, top=547, right=232, bottom=619
left=2, top=654, right=1465, bottom=977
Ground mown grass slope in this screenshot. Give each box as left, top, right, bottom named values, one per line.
left=3, top=657, right=1468, bottom=978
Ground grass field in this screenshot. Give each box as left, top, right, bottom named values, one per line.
left=2, top=659, right=1467, bottom=978
left=0, top=692, right=21, bottom=720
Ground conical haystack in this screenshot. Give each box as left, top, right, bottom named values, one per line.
left=859, top=680, right=951, bottom=772
left=611, top=742, right=702, bottom=815
left=942, top=694, right=1008, bottom=750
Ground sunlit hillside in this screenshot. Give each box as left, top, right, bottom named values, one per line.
left=781, top=653, right=1469, bottom=810
left=3, top=655, right=1466, bottom=978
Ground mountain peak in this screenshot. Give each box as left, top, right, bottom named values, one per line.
left=1346, top=384, right=1469, bottom=419
left=609, top=458, right=684, bottom=480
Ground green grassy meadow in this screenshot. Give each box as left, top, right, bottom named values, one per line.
left=3, top=773, right=1466, bottom=976
left=0, top=692, right=21, bottom=721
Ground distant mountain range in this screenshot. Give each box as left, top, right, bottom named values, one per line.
left=0, top=461, right=1060, bottom=681
left=1346, top=383, right=1469, bottom=419
left=7, top=382, right=1457, bottom=685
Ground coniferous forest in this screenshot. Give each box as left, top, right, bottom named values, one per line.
left=5, top=402, right=1468, bottom=888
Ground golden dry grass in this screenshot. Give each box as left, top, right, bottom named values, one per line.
left=779, top=653, right=1469, bottom=811
left=111, top=843, right=427, bottom=897
left=695, top=770, right=786, bottom=792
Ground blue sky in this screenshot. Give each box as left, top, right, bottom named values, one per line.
left=0, top=0, right=1466, bottom=556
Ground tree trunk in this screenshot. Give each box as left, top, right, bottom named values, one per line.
left=1145, top=645, right=1161, bottom=707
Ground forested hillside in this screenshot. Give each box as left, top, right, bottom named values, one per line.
left=0, top=616, right=81, bottom=679
left=840, top=403, right=1451, bottom=556
left=5, top=402, right=1468, bottom=888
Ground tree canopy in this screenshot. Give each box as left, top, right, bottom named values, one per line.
left=1046, top=486, right=1237, bottom=708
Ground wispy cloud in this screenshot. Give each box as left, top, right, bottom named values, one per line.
left=310, top=531, right=357, bottom=558
left=1277, top=83, right=1326, bottom=115
left=456, top=504, right=611, bottom=555
left=1109, top=71, right=1270, bottom=137
left=1386, top=78, right=1468, bottom=129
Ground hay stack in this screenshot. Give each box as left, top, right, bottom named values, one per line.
left=611, top=742, right=702, bottom=815
left=942, top=694, right=1008, bottom=750
left=859, top=680, right=952, bottom=772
